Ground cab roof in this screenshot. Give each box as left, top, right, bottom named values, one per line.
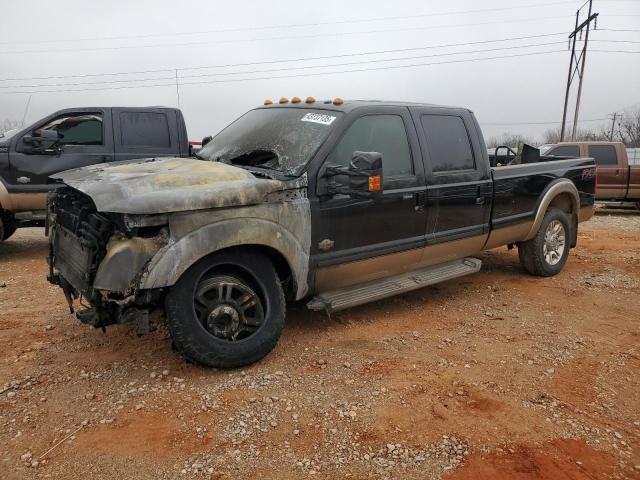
left=259, top=99, right=471, bottom=114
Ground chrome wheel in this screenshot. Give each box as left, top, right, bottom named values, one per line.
left=194, top=275, right=265, bottom=341
left=543, top=220, right=566, bottom=266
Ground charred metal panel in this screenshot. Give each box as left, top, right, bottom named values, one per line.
left=139, top=195, right=311, bottom=299
left=53, top=157, right=286, bottom=214
left=93, top=233, right=168, bottom=292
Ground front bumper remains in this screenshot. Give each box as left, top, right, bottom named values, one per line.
left=46, top=188, right=164, bottom=334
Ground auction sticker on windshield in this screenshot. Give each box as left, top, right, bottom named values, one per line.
left=301, top=113, right=336, bottom=125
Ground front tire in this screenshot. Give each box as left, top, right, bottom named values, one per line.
left=0, top=217, right=17, bottom=241
left=165, top=250, right=285, bottom=368
left=518, top=207, right=571, bottom=277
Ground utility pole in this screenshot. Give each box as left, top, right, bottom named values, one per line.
left=560, top=0, right=599, bottom=142
left=608, top=112, right=617, bottom=141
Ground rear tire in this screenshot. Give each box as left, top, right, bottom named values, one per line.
left=518, top=207, right=571, bottom=277
left=165, top=250, right=285, bottom=368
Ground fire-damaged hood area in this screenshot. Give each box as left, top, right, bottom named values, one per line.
left=52, top=157, right=286, bottom=214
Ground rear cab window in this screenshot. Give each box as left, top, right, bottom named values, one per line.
left=547, top=145, right=580, bottom=157
left=588, top=145, right=618, bottom=166
left=119, top=112, right=171, bottom=147
left=420, top=114, right=475, bottom=173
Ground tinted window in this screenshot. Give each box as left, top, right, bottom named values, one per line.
left=588, top=145, right=617, bottom=166
left=329, top=115, right=412, bottom=178
left=548, top=145, right=579, bottom=157
left=120, top=112, right=170, bottom=147
left=420, top=115, right=475, bottom=172
left=38, top=113, right=103, bottom=145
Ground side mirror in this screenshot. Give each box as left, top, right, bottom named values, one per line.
left=23, top=129, right=61, bottom=154
left=201, top=135, right=212, bottom=147
left=322, top=151, right=383, bottom=200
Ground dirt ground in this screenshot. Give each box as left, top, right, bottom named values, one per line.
left=1, top=210, right=639, bottom=480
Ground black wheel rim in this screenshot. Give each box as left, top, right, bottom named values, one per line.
left=193, top=275, right=265, bottom=341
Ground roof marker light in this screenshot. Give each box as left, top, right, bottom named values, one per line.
left=279, top=97, right=289, bottom=104
left=264, top=99, right=273, bottom=105
left=333, top=97, right=344, bottom=105
left=291, top=96, right=301, bottom=104
left=305, top=96, right=316, bottom=104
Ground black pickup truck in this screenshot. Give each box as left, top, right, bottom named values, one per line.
left=0, top=107, right=189, bottom=241
left=46, top=98, right=596, bottom=368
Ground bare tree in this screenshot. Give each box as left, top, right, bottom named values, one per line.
left=486, top=132, right=537, bottom=149
left=541, top=126, right=609, bottom=144
left=616, top=108, right=640, bottom=147
left=0, top=119, right=20, bottom=135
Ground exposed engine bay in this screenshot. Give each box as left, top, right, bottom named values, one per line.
left=47, top=187, right=164, bottom=334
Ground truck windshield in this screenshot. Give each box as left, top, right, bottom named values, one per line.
left=198, top=108, right=342, bottom=175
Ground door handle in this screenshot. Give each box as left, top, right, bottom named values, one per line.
left=414, top=191, right=426, bottom=212
left=475, top=196, right=485, bottom=205
left=17, top=176, right=31, bottom=184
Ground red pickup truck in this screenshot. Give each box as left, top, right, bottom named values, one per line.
left=546, top=142, right=640, bottom=207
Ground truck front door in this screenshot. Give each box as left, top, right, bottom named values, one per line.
left=6, top=110, right=113, bottom=211
left=311, top=107, right=429, bottom=292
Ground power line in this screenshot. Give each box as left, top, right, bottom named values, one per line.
left=0, top=41, right=567, bottom=90
left=0, top=49, right=565, bottom=95
left=597, top=28, right=640, bottom=33
left=0, top=1, right=578, bottom=46
left=0, top=15, right=572, bottom=55
left=0, top=32, right=569, bottom=82
left=591, top=39, right=640, bottom=44
left=483, top=117, right=608, bottom=125
left=590, top=49, right=640, bottom=53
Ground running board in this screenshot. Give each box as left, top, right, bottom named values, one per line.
left=307, top=257, right=482, bottom=313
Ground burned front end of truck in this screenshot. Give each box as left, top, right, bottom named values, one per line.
left=44, top=152, right=314, bottom=343
left=47, top=187, right=167, bottom=334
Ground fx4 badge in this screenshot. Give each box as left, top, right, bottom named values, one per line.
left=318, top=239, right=335, bottom=251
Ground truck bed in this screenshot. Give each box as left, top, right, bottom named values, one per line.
left=485, top=157, right=596, bottom=249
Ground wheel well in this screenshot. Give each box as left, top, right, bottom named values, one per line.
left=209, top=244, right=295, bottom=300
left=549, top=192, right=575, bottom=215
left=548, top=192, right=578, bottom=248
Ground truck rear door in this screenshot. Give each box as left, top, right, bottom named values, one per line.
left=111, top=108, right=183, bottom=161
left=587, top=144, right=627, bottom=199
left=411, top=108, right=492, bottom=262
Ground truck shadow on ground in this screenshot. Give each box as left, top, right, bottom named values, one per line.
left=0, top=228, right=48, bottom=261
left=595, top=206, right=640, bottom=216
left=284, top=248, right=525, bottom=335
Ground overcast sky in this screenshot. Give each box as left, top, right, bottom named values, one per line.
left=0, top=0, right=638, bottom=142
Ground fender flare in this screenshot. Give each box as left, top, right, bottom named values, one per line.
left=523, top=179, right=580, bottom=241
left=138, top=218, right=310, bottom=299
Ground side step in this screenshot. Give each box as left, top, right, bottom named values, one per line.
left=307, top=257, right=481, bottom=313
